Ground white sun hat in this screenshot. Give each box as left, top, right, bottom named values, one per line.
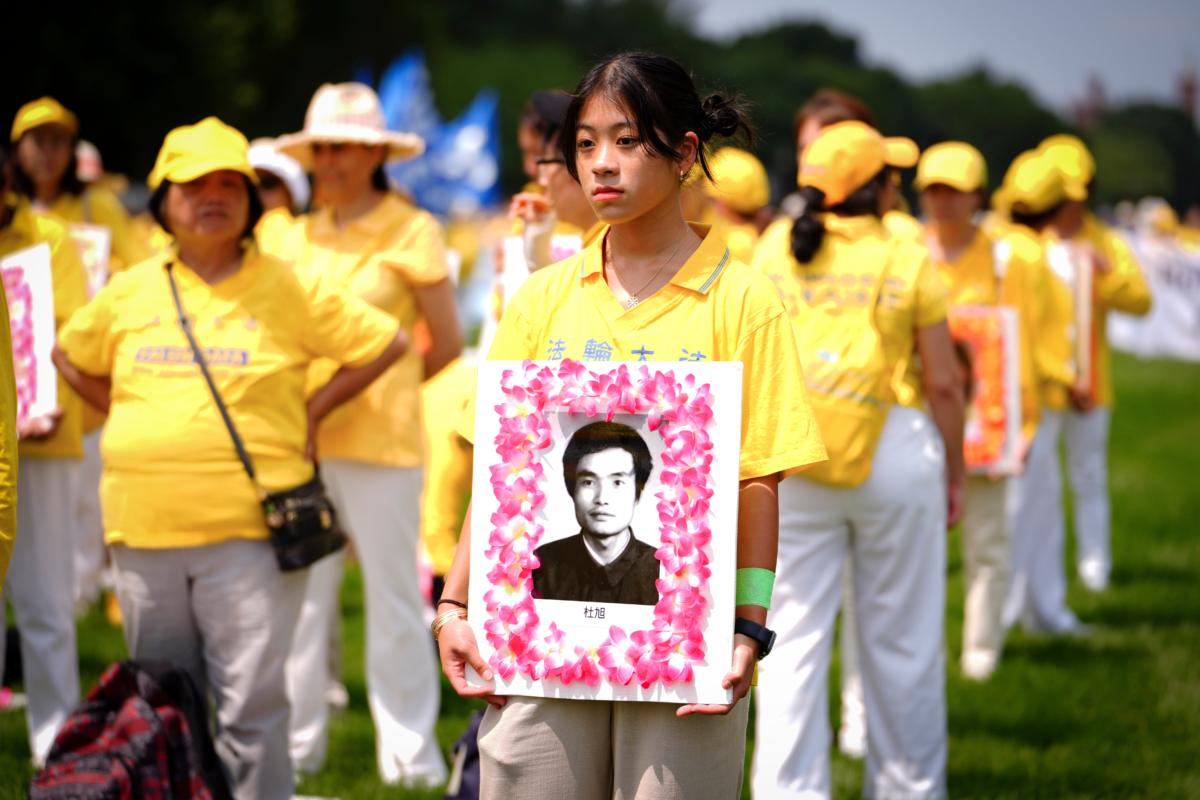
left=276, top=82, right=424, bottom=169
left=248, top=138, right=311, bottom=213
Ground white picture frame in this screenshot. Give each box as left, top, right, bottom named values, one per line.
left=468, top=359, right=743, bottom=705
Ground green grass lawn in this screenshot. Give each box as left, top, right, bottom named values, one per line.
left=3, top=352, right=1198, bottom=798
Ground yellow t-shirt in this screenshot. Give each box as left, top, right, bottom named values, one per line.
left=752, top=214, right=948, bottom=409
left=56, top=248, right=400, bottom=548
left=1069, top=213, right=1152, bottom=407
left=269, top=194, right=450, bottom=467
left=0, top=279, right=16, bottom=587
left=883, top=209, right=924, bottom=242
left=48, top=187, right=151, bottom=275
left=255, top=207, right=299, bottom=256
left=928, top=227, right=1050, bottom=441
left=1, top=199, right=88, bottom=459
left=478, top=224, right=828, bottom=481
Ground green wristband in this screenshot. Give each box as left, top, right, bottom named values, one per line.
left=735, top=567, right=776, bottom=609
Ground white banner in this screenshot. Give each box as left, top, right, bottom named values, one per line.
left=1109, top=233, right=1200, bottom=361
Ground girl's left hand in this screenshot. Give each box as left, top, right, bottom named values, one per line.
left=676, top=635, right=758, bottom=716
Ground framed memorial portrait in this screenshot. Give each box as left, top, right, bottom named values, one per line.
left=949, top=305, right=1022, bottom=476
left=468, top=359, right=743, bottom=704
left=2, top=243, right=57, bottom=427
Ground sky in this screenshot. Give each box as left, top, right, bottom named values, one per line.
left=690, top=0, right=1200, bottom=112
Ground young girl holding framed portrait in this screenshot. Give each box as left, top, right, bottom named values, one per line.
left=434, top=52, right=827, bottom=798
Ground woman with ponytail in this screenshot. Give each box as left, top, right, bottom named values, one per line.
left=751, top=121, right=964, bottom=800
left=434, top=52, right=827, bottom=798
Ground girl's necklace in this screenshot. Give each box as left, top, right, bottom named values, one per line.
left=605, top=237, right=685, bottom=310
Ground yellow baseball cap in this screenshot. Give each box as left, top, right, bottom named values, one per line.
left=1001, top=149, right=1068, bottom=215
left=914, top=141, right=987, bottom=193
left=798, top=121, right=919, bottom=207
left=704, top=147, right=769, bottom=214
left=1038, top=134, right=1092, bottom=201
left=11, top=96, right=78, bottom=142
left=148, top=117, right=258, bottom=189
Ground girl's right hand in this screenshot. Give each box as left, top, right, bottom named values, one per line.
left=438, top=618, right=507, bottom=708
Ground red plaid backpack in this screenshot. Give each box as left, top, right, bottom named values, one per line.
left=30, top=660, right=232, bottom=800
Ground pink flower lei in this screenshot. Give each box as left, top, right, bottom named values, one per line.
left=483, top=360, right=717, bottom=688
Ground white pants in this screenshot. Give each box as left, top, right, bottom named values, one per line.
left=753, top=406, right=948, bottom=800
left=1063, top=407, right=1112, bottom=584
left=0, top=457, right=81, bottom=765
left=74, top=429, right=108, bottom=610
left=1004, top=411, right=1080, bottom=632
left=837, top=566, right=865, bottom=751
left=112, top=539, right=304, bottom=800
left=961, top=476, right=1010, bottom=666
left=286, top=459, right=445, bottom=785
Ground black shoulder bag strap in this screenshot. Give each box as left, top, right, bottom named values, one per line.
left=165, top=262, right=268, bottom=502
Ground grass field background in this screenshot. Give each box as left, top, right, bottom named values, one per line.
left=3, top=352, right=1198, bottom=798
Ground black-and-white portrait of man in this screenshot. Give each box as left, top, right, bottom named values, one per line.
left=532, top=421, right=660, bottom=605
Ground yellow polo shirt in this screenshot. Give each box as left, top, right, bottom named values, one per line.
left=269, top=193, right=450, bottom=467
left=752, top=214, right=948, bottom=410
left=1062, top=213, right=1152, bottom=407
left=928, top=227, right=1051, bottom=441
left=479, top=224, right=827, bottom=480
left=56, top=248, right=399, bottom=548
left=1, top=198, right=88, bottom=459
left=0, top=279, right=16, bottom=587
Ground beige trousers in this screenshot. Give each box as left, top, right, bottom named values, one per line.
left=961, top=476, right=1010, bottom=663
left=478, top=696, right=750, bottom=800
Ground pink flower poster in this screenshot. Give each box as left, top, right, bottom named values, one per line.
left=468, top=359, right=743, bottom=704
left=69, top=223, right=112, bottom=299
left=2, top=244, right=57, bottom=427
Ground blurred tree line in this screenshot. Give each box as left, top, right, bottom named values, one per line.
left=7, top=0, right=1198, bottom=212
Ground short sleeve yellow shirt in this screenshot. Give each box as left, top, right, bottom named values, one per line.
left=56, top=248, right=399, bottom=548
left=1, top=199, right=88, bottom=459
left=753, top=214, right=947, bottom=408
left=482, top=225, right=827, bottom=481
left=48, top=187, right=151, bottom=274
left=927, top=227, right=1051, bottom=440
left=270, top=194, right=450, bottom=467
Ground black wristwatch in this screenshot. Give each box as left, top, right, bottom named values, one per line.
left=734, top=617, right=776, bottom=660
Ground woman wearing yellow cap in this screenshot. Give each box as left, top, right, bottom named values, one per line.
left=52, top=117, right=407, bottom=799
left=750, top=121, right=963, bottom=800
left=0, top=140, right=87, bottom=762
left=11, top=97, right=153, bottom=613
left=1035, top=134, right=1151, bottom=593
left=269, top=82, right=462, bottom=785
left=434, top=52, right=826, bottom=798
left=994, top=149, right=1092, bottom=636
left=915, top=141, right=1058, bottom=680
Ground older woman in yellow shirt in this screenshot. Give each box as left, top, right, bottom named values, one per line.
left=53, top=117, right=406, bottom=800
left=10, top=96, right=153, bottom=613
left=0, top=139, right=88, bottom=764
left=269, top=82, right=463, bottom=785
left=751, top=122, right=964, bottom=800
